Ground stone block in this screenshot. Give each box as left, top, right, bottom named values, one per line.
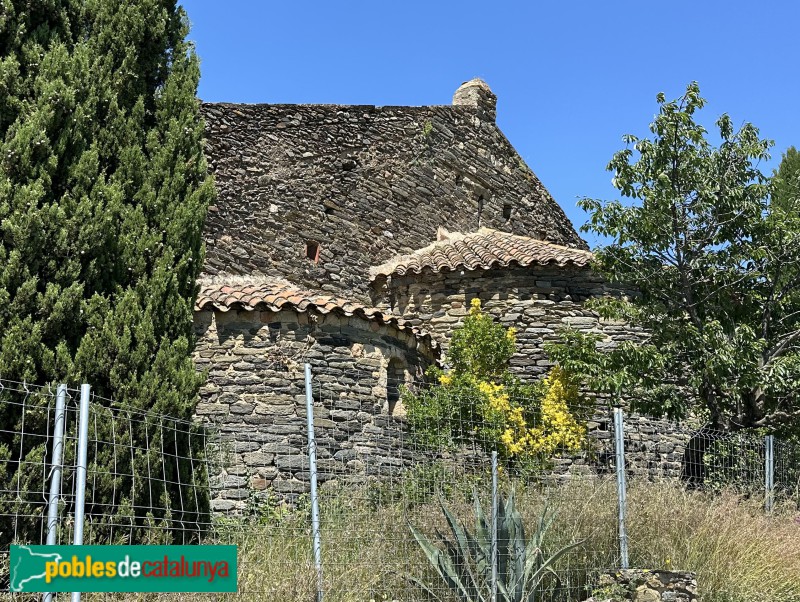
left=229, top=402, right=255, bottom=415
left=242, top=451, right=275, bottom=466
left=271, top=478, right=308, bottom=494
left=232, top=441, right=260, bottom=453
left=220, top=488, right=249, bottom=500
left=262, top=442, right=301, bottom=454
left=275, top=455, right=311, bottom=471
left=211, top=498, right=238, bottom=512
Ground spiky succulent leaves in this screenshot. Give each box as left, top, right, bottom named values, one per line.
left=409, top=522, right=487, bottom=602
left=473, top=490, right=492, bottom=575
left=523, top=506, right=554, bottom=582
left=509, top=493, right=528, bottom=602
left=495, top=491, right=511, bottom=596
left=524, top=540, right=584, bottom=602
left=496, top=490, right=529, bottom=602
left=409, top=490, right=584, bottom=602
left=441, top=501, right=485, bottom=599
left=522, top=506, right=587, bottom=602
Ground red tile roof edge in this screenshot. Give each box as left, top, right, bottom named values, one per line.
left=369, top=227, right=593, bottom=280
left=195, top=279, right=439, bottom=352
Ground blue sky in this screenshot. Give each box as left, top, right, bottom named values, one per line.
left=183, top=1, right=800, bottom=248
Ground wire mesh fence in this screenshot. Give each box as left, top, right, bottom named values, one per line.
left=1, top=370, right=797, bottom=600
left=0, top=379, right=211, bottom=598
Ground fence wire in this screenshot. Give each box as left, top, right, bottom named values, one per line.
left=0, top=372, right=797, bottom=601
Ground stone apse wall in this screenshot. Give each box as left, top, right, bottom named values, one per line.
left=193, top=269, right=697, bottom=514
left=192, top=307, right=436, bottom=511
left=371, top=264, right=641, bottom=381
left=370, top=264, right=695, bottom=482
left=199, top=86, right=586, bottom=303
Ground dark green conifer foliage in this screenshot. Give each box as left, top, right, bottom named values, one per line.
left=0, top=0, right=214, bottom=545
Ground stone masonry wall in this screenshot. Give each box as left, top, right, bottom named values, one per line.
left=199, top=98, right=586, bottom=303
left=585, top=570, right=699, bottom=602
left=192, top=308, right=435, bottom=511
left=371, top=265, right=641, bottom=381
left=371, top=265, right=694, bottom=480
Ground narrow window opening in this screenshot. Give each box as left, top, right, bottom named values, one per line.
left=503, top=203, right=512, bottom=220
left=386, top=358, right=407, bottom=416
left=477, top=195, right=484, bottom=227
left=305, top=240, right=321, bottom=263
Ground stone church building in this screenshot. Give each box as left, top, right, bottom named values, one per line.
left=192, top=80, right=675, bottom=508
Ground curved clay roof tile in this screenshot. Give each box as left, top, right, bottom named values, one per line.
left=370, top=227, right=592, bottom=280
left=195, top=278, right=438, bottom=352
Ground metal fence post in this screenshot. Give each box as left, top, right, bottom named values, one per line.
left=765, top=434, right=774, bottom=515
left=70, top=384, right=90, bottom=602
left=613, top=407, right=629, bottom=569
left=43, top=384, right=67, bottom=602
left=304, top=364, right=324, bottom=602
left=490, top=450, right=498, bottom=602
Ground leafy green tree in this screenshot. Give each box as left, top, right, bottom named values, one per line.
left=547, top=83, right=800, bottom=434
left=0, top=0, right=214, bottom=544
left=773, top=146, right=800, bottom=211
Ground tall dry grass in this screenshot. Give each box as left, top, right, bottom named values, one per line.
left=8, top=479, right=800, bottom=602
left=625, top=482, right=800, bottom=602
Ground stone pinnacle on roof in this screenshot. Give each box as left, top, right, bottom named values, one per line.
left=453, top=78, right=497, bottom=122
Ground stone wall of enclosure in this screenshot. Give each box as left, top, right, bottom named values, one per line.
left=584, top=569, right=699, bottom=602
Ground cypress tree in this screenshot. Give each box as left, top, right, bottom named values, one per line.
left=0, top=0, right=214, bottom=544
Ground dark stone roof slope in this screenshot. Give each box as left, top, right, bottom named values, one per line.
left=199, top=82, right=586, bottom=302
left=370, top=228, right=593, bottom=279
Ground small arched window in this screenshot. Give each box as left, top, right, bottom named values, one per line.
left=386, top=358, right=408, bottom=416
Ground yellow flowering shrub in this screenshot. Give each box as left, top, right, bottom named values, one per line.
left=403, top=299, right=588, bottom=469
left=495, top=367, right=585, bottom=457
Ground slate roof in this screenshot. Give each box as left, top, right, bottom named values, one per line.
left=195, top=278, right=437, bottom=350
left=370, top=228, right=593, bottom=279
left=199, top=94, right=588, bottom=302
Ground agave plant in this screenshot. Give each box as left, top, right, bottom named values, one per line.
left=409, top=490, right=583, bottom=602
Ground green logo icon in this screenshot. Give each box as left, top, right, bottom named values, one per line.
left=10, top=545, right=237, bottom=593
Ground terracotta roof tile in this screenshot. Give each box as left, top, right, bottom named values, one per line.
left=370, top=228, right=593, bottom=279
left=195, top=277, right=437, bottom=351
